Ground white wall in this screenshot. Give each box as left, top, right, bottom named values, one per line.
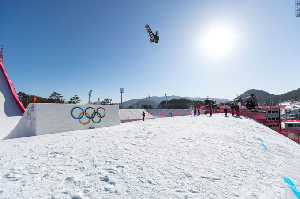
left=4, top=104, right=120, bottom=139
left=119, top=109, right=193, bottom=122
left=4, top=103, right=37, bottom=139
left=146, top=109, right=192, bottom=118
left=119, top=109, right=154, bottom=122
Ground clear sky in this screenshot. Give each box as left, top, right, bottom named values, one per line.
left=0, top=0, right=299, bottom=104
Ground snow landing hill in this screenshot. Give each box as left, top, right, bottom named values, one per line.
left=1, top=114, right=300, bottom=198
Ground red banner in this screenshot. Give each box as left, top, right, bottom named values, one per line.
left=279, top=130, right=300, bottom=135
left=266, top=121, right=280, bottom=123
left=260, top=106, right=285, bottom=109
left=281, top=120, right=300, bottom=123
left=243, top=112, right=264, bottom=120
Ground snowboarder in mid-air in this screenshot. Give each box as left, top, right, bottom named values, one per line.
left=145, top=24, right=159, bottom=43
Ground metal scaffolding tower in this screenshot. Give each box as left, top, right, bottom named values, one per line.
left=0, top=45, right=3, bottom=60
left=296, top=0, right=300, bottom=17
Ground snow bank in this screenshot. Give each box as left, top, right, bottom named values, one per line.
left=0, top=114, right=300, bottom=198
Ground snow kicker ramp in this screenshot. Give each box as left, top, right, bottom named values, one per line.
left=0, top=58, right=25, bottom=139
left=4, top=104, right=120, bottom=139
left=0, top=58, right=25, bottom=114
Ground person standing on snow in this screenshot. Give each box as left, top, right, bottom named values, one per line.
left=238, top=101, right=243, bottom=114
left=230, top=102, right=235, bottom=116
left=209, top=102, right=213, bottom=116
left=142, top=111, right=145, bottom=121
left=238, top=101, right=242, bottom=109
left=224, top=103, right=229, bottom=116
left=235, top=103, right=240, bottom=116
left=190, top=107, right=194, bottom=116
left=197, top=103, right=201, bottom=115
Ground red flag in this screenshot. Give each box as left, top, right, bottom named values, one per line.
left=34, top=96, right=37, bottom=103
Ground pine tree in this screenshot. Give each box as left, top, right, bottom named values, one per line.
left=49, top=92, right=64, bottom=103
left=18, top=91, right=29, bottom=107
left=69, top=95, right=81, bottom=104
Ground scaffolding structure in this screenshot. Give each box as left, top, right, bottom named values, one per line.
left=0, top=45, right=3, bottom=60
left=296, top=0, right=300, bottom=17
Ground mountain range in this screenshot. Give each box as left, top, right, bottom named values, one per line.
left=119, top=88, right=300, bottom=108
left=237, top=88, right=300, bottom=105
left=119, top=96, right=229, bottom=108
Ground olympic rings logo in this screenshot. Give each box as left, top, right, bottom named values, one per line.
left=71, top=107, right=106, bottom=125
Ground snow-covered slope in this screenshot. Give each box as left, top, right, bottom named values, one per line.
left=0, top=114, right=300, bottom=198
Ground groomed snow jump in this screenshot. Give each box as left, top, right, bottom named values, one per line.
left=0, top=58, right=25, bottom=114
left=1, top=58, right=120, bottom=140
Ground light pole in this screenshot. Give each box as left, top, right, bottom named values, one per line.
left=120, top=88, right=124, bottom=109
left=88, top=90, right=92, bottom=104
left=165, top=93, right=167, bottom=109
left=149, top=95, right=150, bottom=109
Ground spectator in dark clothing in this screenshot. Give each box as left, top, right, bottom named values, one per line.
left=224, top=103, right=229, bottom=116
left=235, top=103, right=240, bottom=116
left=230, top=102, right=235, bottom=116
left=142, top=111, right=145, bottom=121
left=209, top=102, right=213, bottom=116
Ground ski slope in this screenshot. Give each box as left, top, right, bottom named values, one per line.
left=0, top=114, right=300, bottom=198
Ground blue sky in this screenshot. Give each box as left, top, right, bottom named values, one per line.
left=0, top=0, right=299, bottom=104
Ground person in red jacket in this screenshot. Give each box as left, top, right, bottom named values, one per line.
left=197, top=103, right=201, bottom=115
left=235, top=103, right=240, bottom=116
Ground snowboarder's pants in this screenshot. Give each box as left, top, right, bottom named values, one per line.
left=210, top=109, right=212, bottom=116
left=143, top=117, right=145, bottom=121
left=198, top=109, right=200, bottom=115
left=231, top=109, right=234, bottom=115
left=224, top=109, right=228, bottom=116
left=236, top=110, right=240, bottom=116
